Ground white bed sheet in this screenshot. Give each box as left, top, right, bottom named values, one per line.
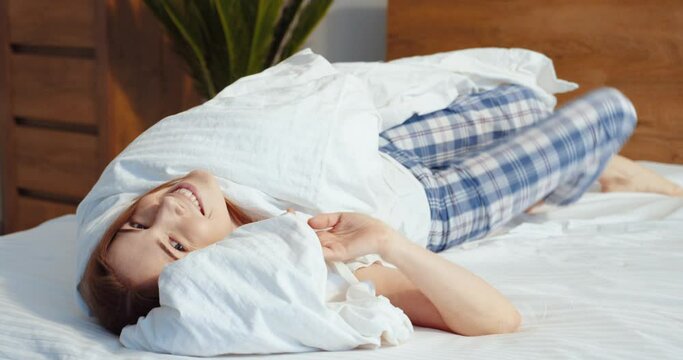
left=1, top=161, right=682, bottom=359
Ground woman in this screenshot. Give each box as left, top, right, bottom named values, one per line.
left=80, top=85, right=683, bottom=337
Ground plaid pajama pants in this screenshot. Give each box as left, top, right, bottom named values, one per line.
left=378, top=85, right=637, bottom=252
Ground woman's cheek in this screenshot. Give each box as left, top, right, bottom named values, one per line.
left=202, top=218, right=230, bottom=246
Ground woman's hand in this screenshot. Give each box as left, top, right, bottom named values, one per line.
left=308, top=211, right=521, bottom=335
left=307, top=212, right=400, bottom=262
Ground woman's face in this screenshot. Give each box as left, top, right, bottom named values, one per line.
left=107, top=170, right=236, bottom=292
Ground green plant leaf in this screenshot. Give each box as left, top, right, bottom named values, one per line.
left=167, top=1, right=217, bottom=97
left=144, top=0, right=332, bottom=98
left=266, top=0, right=303, bottom=67
left=214, top=0, right=258, bottom=83
left=145, top=0, right=217, bottom=97
left=188, top=0, right=231, bottom=93
left=144, top=0, right=214, bottom=98
left=246, top=0, right=285, bottom=75
left=274, top=0, right=333, bottom=64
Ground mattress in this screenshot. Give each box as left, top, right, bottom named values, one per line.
left=1, top=161, right=683, bottom=359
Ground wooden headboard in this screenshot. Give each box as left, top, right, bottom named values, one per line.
left=387, top=0, right=683, bottom=163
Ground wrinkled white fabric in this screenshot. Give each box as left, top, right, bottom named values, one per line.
left=75, top=47, right=576, bottom=324
left=120, top=212, right=413, bottom=356
left=334, top=47, right=578, bottom=131
left=75, top=49, right=386, bottom=315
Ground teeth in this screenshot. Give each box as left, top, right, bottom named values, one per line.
left=175, top=188, right=201, bottom=213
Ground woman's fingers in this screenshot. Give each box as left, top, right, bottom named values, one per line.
left=320, top=240, right=345, bottom=262
left=320, top=246, right=336, bottom=261
left=315, top=230, right=346, bottom=261
left=315, top=230, right=336, bottom=243
left=308, top=212, right=342, bottom=229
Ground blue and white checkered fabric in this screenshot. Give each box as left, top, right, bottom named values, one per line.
left=379, top=85, right=637, bottom=251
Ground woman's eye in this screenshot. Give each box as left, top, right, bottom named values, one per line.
left=170, top=239, right=185, bottom=252
left=129, top=222, right=147, bottom=229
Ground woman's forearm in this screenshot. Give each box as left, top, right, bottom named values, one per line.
left=308, top=211, right=520, bottom=335
left=379, top=232, right=521, bottom=335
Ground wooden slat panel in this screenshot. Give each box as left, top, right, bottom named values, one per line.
left=0, top=0, right=16, bottom=234
left=11, top=53, right=96, bottom=125
left=387, top=0, right=683, bottom=163
left=13, top=196, right=77, bottom=233
left=621, top=133, right=683, bottom=164
left=15, top=126, right=99, bottom=199
left=100, top=0, right=203, bottom=160
left=8, top=0, right=94, bottom=48
left=388, top=0, right=683, bottom=60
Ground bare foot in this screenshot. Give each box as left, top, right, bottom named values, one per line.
left=599, top=155, right=683, bottom=196
left=525, top=199, right=545, bottom=213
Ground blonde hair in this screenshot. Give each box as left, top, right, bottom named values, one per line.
left=78, top=180, right=177, bottom=334
left=79, top=178, right=250, bottom=335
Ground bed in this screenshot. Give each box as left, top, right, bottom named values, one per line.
left=3, top=1, right=683, bottom=358
left=1, top=161, right=683, bottom=359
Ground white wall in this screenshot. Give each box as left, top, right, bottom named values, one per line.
left=304, top=0, right=387, bottom=62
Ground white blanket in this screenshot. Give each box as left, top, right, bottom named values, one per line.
left=76, top=48, right=575, bottom=301
left=333, top=47, right=577, bottom=131
left=75, top=48, right=576, bottom=353
left=119, top=212, right=412, bottom=355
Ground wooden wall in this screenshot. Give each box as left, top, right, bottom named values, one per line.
left=0, top=0, right=201, bottom=233
left=387, top=0, right=683, bottom=163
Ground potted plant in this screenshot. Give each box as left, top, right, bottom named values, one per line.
left=144, top=0, right=333, bottom=99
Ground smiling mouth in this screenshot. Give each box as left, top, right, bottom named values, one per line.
left=172, top=183, right=205, bottom=215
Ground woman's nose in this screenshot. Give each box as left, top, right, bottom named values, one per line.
left=157, top=194, right=188, bottom=220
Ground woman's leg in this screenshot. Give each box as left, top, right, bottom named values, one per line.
left=598, top=155, right=683, bottom=196
left=379, top=84, right=552, bottom=169
left=381, top=87, right=637, bottom=251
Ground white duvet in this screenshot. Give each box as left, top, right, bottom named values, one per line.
left=120, top=212, right=412, bottom=355
left=74, top=48, right=577, bottom=354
